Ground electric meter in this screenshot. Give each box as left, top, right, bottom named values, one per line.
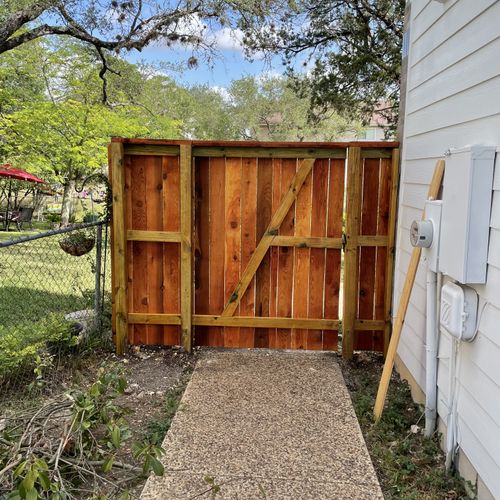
left=410, top=220, right=433, bottom=248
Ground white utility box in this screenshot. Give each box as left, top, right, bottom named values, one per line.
left=439, top=145, right=496, bottom=284
left=440, top=282, right=478, bottom=341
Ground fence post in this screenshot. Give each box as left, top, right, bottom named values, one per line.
left=180, top=143, right=193, bottom=352
left=383, top=148, right=400, bottom=356
left=94, top=223, right=103, bottom=322
left=342, top=146, right=362, bottom=359
left=110, top=142, right=128, bottom=355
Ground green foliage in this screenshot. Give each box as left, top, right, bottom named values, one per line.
left=132, top=440, right=165, bottom=476
left=241, top=0, right=405, bottom=131
left=0, top=39, right=45, bottom=113
left=1, top=368, right=166, bottom=498
left=1, top=99, right=148, bottom=184
left=343, top=355, right=470, bottom=499
left=229, top=75, right=364, bottom=140
left=0, top=314, right=77, bottom=382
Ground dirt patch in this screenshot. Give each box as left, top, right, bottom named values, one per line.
left=340, top=352, right=470, bottom=499
left=117, top=346, right=196, bottom=437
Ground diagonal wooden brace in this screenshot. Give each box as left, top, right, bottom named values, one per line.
left=221, top=158, right=315, bottom=317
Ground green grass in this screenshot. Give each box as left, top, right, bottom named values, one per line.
left=342, top=354, right=471, bottom=500
left=0, top=235, right=97, bottom=329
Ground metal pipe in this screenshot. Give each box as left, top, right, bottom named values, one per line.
left=0, top=220, right=103, bottom=248
left=424, top=263, right=438, bottom=437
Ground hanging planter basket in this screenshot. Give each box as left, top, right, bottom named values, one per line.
left=59, top=235, right=95, bottom=256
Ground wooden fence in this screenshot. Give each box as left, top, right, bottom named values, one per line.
left=109, top=139, right=399, bottom=358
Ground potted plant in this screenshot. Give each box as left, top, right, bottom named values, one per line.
left=59, top=228, right=95, bottom=256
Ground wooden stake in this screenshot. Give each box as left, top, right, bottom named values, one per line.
left=374, top=159, right=445, bottom=422
left=342, top=147, right=362, bottom=359
left=110, top=142, right=128, bottom=355
left=180, top=144, right=193, bottom=352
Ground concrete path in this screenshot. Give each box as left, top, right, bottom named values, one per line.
left=141, top=350, right=382, bottom=499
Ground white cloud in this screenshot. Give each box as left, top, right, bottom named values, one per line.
left=211, top=27, right=245, bottom=52
left=210, top=85, right=232, bottom=103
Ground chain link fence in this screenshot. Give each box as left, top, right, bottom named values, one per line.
left=0, top=222, right=111, bottom=397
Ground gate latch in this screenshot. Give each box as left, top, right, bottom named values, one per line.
left=342, top=232, right=347, bottom=252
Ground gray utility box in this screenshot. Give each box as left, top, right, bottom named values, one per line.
left=439, top=145, right=496, bottom=284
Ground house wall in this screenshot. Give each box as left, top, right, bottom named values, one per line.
left=396, top=1, right=500, bottom=498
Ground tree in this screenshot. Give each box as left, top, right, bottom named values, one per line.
left=228, top=75, right=363, bottom=141
left=0, top=38, right=183, bottom=223
left=0, top=100, right=160, bottom=223
left=241, top=0, right=405, bottom=132
left=0, top=1, right=270, bottom=102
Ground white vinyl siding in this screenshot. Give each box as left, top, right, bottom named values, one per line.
left=396, top=1, right=500, bottom=497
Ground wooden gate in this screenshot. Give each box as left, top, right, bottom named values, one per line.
left=109, top=139, right=399, bottom=359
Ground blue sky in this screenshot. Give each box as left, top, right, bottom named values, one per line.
left=126, top=44, right=283, bottom=87
left=123, top=25, right=287, bottom=88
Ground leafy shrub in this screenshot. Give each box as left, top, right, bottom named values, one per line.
left=1, top=368, right=165, bottom=498
left=43, top=212, right=61, bottom=223
left=0, top=314, right=78, bottom=383
left=82, top=211, right=100, bottom=223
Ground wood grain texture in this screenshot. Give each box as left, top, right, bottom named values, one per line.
left=223, top=157, right=242, bottom=347
left=343, top=147, right=362, bottom=359
left=124, top=154, right=133, bottom=344
left=307, top=159, right=328, bottom=350
left=239, top=158, right=258, bottom=347
left=356, top=158, right=380, bottom=351
left=110, top=142, right=128, bottom=354
left=222, top=158, right=314, bottom=318
left=276, top=158, right=297, bottom=349
left=254, top=158, right=273, bottom=347
left=114, top=136, right=398, bottom=149
left=130, top=155, right=148, bottom=345
left=291, top=160, right=312, bottom=349
left=272, top=236, right=342, bottom=248
left=324, top=158, right=345, bottom=351
left=208, top=158, right=226, bottom=346
left=127, top=230, right=181, bottom=242
left=145, top=156, right=164, bottom=344
left=193, top=157, right=210, bottom=346
left=111, top=141, right=399, bottom=354
left=373, top=158, right=392, bottom=352
left=268, top=159, right=281, bottom=347
left=180, top=144, right=193, bottom=352
left=162, top=155, right=181, bottom=345
left=383, top=149, right=400, bottom=355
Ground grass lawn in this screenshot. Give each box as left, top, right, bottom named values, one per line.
left=0, top=229, right=103, bottom=330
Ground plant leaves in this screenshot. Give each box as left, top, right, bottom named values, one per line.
left=150, top=457, right=164, bottom=477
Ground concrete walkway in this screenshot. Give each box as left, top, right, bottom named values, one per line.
left=141, top=350, right=382, bottom=499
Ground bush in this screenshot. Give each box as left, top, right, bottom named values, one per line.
left=43, top=212, right=61, bottom=224
left=0, top=314, right=78, bottom=383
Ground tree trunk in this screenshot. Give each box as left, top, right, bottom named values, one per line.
left=61, top=179, right=75, bottom=225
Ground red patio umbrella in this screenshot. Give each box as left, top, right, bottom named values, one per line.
left=0, top=164, right=46, bottom=230
left=0, top=164, right=46, bottom=184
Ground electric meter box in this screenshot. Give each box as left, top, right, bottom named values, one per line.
left=439, top=145, right=496, bottom=284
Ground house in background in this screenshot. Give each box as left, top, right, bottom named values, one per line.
left=395, top=1, right=500, bottom=498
